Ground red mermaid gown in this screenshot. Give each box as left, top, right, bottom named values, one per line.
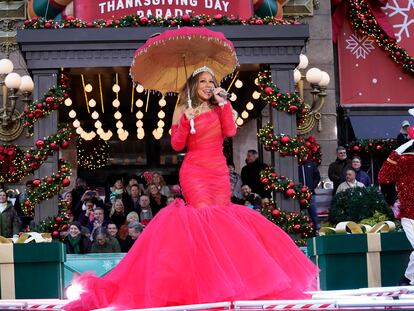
left=64, top=104, right=318, bottom=311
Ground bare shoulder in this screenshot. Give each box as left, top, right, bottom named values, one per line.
left=172, top=105, right=185, bottom=125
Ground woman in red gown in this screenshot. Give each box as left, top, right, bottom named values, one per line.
left=64, top=67, right=318, bottom=311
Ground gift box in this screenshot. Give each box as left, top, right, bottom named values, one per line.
left=0, top=242, right=65, bottom=299
left=64, top=253, right=125, bottom=288
left=307, top=232, right=412, bottom=290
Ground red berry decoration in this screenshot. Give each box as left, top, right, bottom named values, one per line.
left=62, top=178, right=70, bottom=187
left=288, top=105, right=298, bottom=113
left=294, top=224, right=301, bottom=231
left=299, top=199, right=308, bottom=205
left=52, top=231, right=59, bottom=237
left=35, top=139, right=45, bottom=149
left=32, top=179, right=41, bottom=186
left=261, top=177, right=269, bottom=184
left=50, top=142, right=59, bottom=151
left=285, top=188, right=296, bottom=197
left=60, top=141, right=69, bottom=149
left=272, top=209, right=281, bottom=216
left=264, top=87, right=273, bottom=95
left=281, top=136, right=290, bottom=144
left=45, top=96, right=54, bottom=104
left=301, top=186, right=308, bottom=193
left=55, top=216, right=63, bottom=223
left=46, top=177, right=53, bottom=184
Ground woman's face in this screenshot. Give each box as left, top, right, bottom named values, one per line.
left=149, top=185, right=158, bottom=195
left=114, top=201, right=124, bottom=213
left=64, top=192, right=72, bottom=204
left=69, top=225, right=80, bottom=237
left=0, top=192, right=7, bottom=203
left=114, top=180, right=123, bottom=189
left=152, top=174, right=160, bottom=184
left=196, top=72, right=215, bottom=102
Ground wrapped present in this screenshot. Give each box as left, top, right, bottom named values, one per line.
left=308, top=231, right=412, bottom=290
left=64, top=253, right=126, bottom=288
left=0, top=242, right=65, bottom=299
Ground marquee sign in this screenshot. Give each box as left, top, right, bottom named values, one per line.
left=74, top=0, right=253, bottom=21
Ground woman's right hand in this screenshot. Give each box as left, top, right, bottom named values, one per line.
left=184, top=107, right=196, bottom=120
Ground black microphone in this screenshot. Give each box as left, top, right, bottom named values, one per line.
left=211, top=88, right=231, bottom=99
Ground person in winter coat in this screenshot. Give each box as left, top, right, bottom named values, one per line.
left=0, top=190, right=21, bottom=238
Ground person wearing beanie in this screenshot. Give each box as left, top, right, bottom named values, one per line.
left=63, top=221, right=91, bottom=254
left=397, top=120, right=411, bottom=146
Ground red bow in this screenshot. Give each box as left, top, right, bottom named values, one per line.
left=331, top=0, right=395, bottom=42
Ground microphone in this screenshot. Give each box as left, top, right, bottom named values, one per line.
left=211, top=88, right=231, bottom=99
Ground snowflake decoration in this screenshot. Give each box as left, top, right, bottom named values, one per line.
left=102, top=260, right=115, bottom=271
left=384, top=0, right=414, bottom=42
left=345, top=34, right=375, bottom=59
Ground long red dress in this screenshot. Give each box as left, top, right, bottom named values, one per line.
left=64, top=104, right=318, bottom=311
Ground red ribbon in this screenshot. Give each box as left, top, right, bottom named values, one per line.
left=331, top=0, right=395, bottom=43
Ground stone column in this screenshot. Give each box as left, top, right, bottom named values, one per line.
left=32, top=69, right=59, bottom=224
left=270, top=64, right=298, bottom=212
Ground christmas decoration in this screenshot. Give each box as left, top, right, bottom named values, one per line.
left=260, top=167, right=312, bottom=209
left=36, top=199, right=72, bottom=240
left=257, top=67, right=309, bottom=122
left=22, top=14, right=300, bottom=30
left=77, top=136, right=110, bottom=170
left=0, top=127, right=72, bottom=183
left=329, top=186, right=393, bottom=225
left=21, top=159, right=72, bottom=217
left=23, top=72, right=70, bottom=135
left=334, top=0, right=414, bottom=75
left=258, top=123, right=322, bottom=165
left=261, top=200, right=314, bottom=246
left=347, top=138, right=398, bottom=158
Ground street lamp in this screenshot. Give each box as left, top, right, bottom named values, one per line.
left=294, top=54, right=330, bottom=134
left=0, top=58, right=34, bottom=141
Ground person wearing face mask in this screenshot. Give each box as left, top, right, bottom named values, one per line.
left=328, top=146, right=352, bottom=194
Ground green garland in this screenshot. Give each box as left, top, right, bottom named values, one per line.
left=258, top=123, right=322, bottom=165
left=21, top=159, right=71, bottom=217
left=23, top=72, right=70, bottom=135
left=22, top=14, right=300, bottom=30
left=260, top=167, right=312, bottom=209
left=257, top=67, right=309, bottom=122
left=36, top=200, right=72, bottom=240
left=348, top=0, right=414, bottom=75
left=347, top=138, right=398, bottom=158
left=0, top=127, right=72, bottom=183
left=261, top=200, right=314, bottom=246
left=77, top=137, right=110, bottom=170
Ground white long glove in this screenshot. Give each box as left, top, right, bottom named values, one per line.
left=395, top=139, right=414, bottom=155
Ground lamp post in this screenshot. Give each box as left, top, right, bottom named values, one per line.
left=0, top=58, right=34, bottom=141
left=294, top=54, right=330, bottom=134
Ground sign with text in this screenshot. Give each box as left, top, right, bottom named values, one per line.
left=74, top=0, right=254, bottom=21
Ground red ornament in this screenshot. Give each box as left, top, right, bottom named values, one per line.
left=55, top=216, right=63, bottom=223
left=301, top=186, right=308, bottom=193
left=46, top=177, right=53, bottom=184
left=35, top=139, right=45, bottom=149
left=60, top=224, right=68, bottom=231
left=272, top=209, right=281, bottom=216
left=288, top=105, right=298, bottom=113
left=32, top=179, right=41, bottom=186
left=294, top=224, right=301, bottom=231
left=285, top=188, right=296, bottom=197
left=264, top=87, right=273, bottom=95
left=271, top=101, right=278, bottom=107
left=280, top=136, right=290, bottom=144
left=24, top=200, right=31, bottom=207
left=50, top=142, right=59, bottom=151
left=52, top=231, right=59, bottom=237
left=214, top=14, right=223, bottom=20
left=45, top=96, right=54, bottom=104
left=62, top=178, right=70, bottom=187
left=288, top=181, right=295, bottom=188
left=60, top=141, right=69, bottom=149
left=299, top=199, right=308, bottom=205
left=353, top=145, right=360, bottom=151
left=261, top=177, right=269, bottom=184
left=271, top=172, right=277, bottom=178
left=182, top=14, right=191, bottom=23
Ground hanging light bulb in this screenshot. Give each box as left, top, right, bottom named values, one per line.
left=136, top=84, right=144, bottom=93
left=136, top=120, right=144, bottom=128
left=241, top=110, right=249, bottom=119
left=246, top=102, right=254, bottom=111
left=137, top=131, right=145, bottom=140
left=85, top=84, right=93, bottom=92
left=94, top=120, right=102, bottom=128
left=102, top=130, right=113, bottom=141
left=75, top=127, right=83, bottom=135
left=117, top=128, right=124, bottom=135
left=168, top=128, right=171, bottom=135
left=158, top=110, right=165, bottom=119
left=254, top=78, right=259, bottom=85
left=135, top=99, right=144, bottom=108
left=112, top=84, right=120, bottom=93
left=236, top=118, right=244, bottom=126
left=136, top=111, right=144, bottom=119
left=235, top=79, right=243, bottom=88
left=114, top=111, right=122, bottom=120
left=230, top=93, right=237, bottom=102
left=97, top=128, right=104, bottom=135
left=68, top=110, right=76, bottom=118
left=64, top=98, right=72, bottom=106
left=112, top=99, right=120, bottom=108
left=157, top=127, right=164, bottom=134
left=137, top=127, right=145, bottom=135
left=80, top=131, right=88, bottom=140
left=158, top=98, right=167, bottom=107
left=88, top=99, right=96, bottom=108
left=116, top=121, right=123, bottom=128
left=91, top=111, right=99, bottom=119
left=252, top=91, right=261, bottom=100
left=157, top=120, right=165, bottom=128
left=72, top=119, right=80, bottom=128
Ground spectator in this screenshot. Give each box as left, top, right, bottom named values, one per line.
left=241, top=150, right=270, bottom=198
left=63, top=221, right=91, bottom=254
left=336, top=169, right=365, bottom=193
left=228, top=163, right=243, bottom=203
left=351, top=156, right=371, bottom=187
left=87, top=206, right=110, bottom=237
left=0, top=190, right=21, bottom=238
left=397, top=120, right=410, bottom=146
left=71, top=178, right=87, bottom=210
left=107, top=221, right=130, bottom=253
left=109, top=199, right=127, bottom=229
left=147, top=183, right=167, bottom=216
left=77, top=199, right=97, bottom=226
left=118, top=211, right=139, bottom=240
left=125, top=177, right=145, bottom=196
left=240, top=185, right=262, bottom=210
left=328, top=146, right=352, bottom=194
left=128, top=221, right=145, bottom=241
left=170, top=184, right=183, bottom=199
left=106, top=179, right=128, bottom=203
left=91, top=227, right=121, bottom=253
left=298, top=156, right=321, bottom=235
left=152, top=172, right=171, bottom=197
left=138, top=195, right=153, bottom=223
left=123, top=184, right=141, bottom=214
left=75, top=190, right=105, bottom=223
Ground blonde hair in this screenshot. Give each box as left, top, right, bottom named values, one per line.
left=110, top=199, right=125, bottom=217
left=126, top=211, right=139, bottom=222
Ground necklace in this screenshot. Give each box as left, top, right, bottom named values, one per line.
left=193, top=102, right=210, bottom=117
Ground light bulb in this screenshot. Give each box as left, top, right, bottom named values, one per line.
left=135, top=99, right=144, bottom=108
left=112, top=99, right=120, bottom=108
left=94, top=120, right=102, bottom=128
left=0, top=58, right=13, bottom=74
left=117, top=128, right=124, bottom=135
left=20, top=75, right=34, bottom=92
left=64, top=98, right=72, bottom=106
left=68, top=110, right=76, bottom=118
left=298, top=54, right=309, bottom=70
left=158, top=98, right=167, bottom=107
left=246, top=102, right=254, bottom=110
left=88, top=99, right=96, bottom=107
left=137, top=131, right=145, bottom=139
left=294, top=69, right=301, bottom=83
left=136, top=111, right=143, bottom=119
left=72, top=119, right=80, bottom=128
left=5, top=72, right=21, bottom=89
left=85, top=84, right=93, bottom=92
left=158, top=110, right=165, bottom=119
left=252, top=91, right=260, bottom=100
left=230, top=93, right=237, bottom=102
left=319, top=71, right=330, bottom=87
left=235, top=79, right=243, bottom=88
left=241, top=110, right=249, bottom=119
left=306, top=67, right=323, bottom=84
left=254, top=78, right=259, bottom=86
left=91, top=111, right=99, bottom=119
left=116, top=121, right=123, bottom=128
left=137, top=127, right=145, bottom=135
left=76, top=127, right=83, bottom=134
left=136, top=84, right=144, bottom=93
left=157, top=120, right=165, bottom=128
left=112, top=84, right=120, bottom=93
left=114, top=111, right=122, bottom=120
left=236, top=118, right=244, bottom=126
left=97, top=128, right=104, bottom=135
left=136, top=120, right=143, bottom=127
